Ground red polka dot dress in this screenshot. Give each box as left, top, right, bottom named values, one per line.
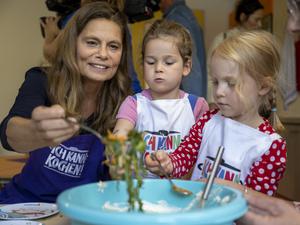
left=168, top=110, right=287, bottom=196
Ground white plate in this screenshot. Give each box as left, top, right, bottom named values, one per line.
left=0, top=203, right=58, bottom=220
left=0, top=220, right=43, bottom=225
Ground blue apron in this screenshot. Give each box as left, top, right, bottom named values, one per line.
left=0, top=134, right=109, bottom=203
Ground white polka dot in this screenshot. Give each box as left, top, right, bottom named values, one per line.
left=271, top=172, right=276, bottom=177
left=270, top=156, right=275, bottom=162
left=248, top=178, right=251, bottom=183
left=259, top=168, right=265, bottom=174
left=267, top=164, right=273, bottom=170
left=272, top=143, right=277, bottom=149
left=282, top=144, right=286, bottom=149
left=277, top=150, right=281, bottom=156
left=254, top=162, right=260, bottom=166
left=280, top=157, right=286, bottom=163
left=257, top=177, right=263, bottom=182
left=270, top=178, right=276, bottom=184
left=265, top=151, right=270, bottom=156
left=188, top=144, right=193, bottom=148
left=264, top=183, right=270, bottom=189
left=255, top=185, right=261, bottom=191
left=181, top=153, right=185, bottom=157
left=267, top=190, right=273, bottom=196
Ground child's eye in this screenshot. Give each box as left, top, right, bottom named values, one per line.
left=211, top=80, right=218, bottom=86
left=145, top=59, right=155, bottom=65
left=227, top=81, right=236, bottom=87
left=165, top=61, right=175, bottom=65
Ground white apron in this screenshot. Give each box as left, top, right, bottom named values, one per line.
left=191, top=114, right=281, bottom=184
left=135, top=93, right=195, bottom=178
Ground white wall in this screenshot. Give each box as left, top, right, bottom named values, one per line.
left=186, top=0, right=235, bottom=51
left=0, top=0, right=53, bottom=153
left=0, top=1, right=52, bottom=120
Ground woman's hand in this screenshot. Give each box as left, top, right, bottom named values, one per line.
left=6, top=105, right=79, bottom=152
left=144, top=150, right=173, bottom=176
left=237, top=194, right=300, bottom=225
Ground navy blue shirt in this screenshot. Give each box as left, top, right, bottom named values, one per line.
left=0, top=67, right=109, bottom=203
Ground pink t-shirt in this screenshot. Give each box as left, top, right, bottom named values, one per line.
left=116, top=89, right=209, bottom=125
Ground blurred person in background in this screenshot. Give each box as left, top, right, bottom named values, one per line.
left=159, top=0, right=207, bottom=98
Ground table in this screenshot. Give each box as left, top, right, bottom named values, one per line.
left=0, top=154, right=27, bottom=186
left=38, top=213, right=71, bottom=225
left=0, top=155, right=72, bottom=224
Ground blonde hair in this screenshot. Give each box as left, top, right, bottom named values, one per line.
left=141, top=19, right=192, bottom=64
left=211, top=30, right=284, bottom=132
left=47, top=2, right=131, bottom=135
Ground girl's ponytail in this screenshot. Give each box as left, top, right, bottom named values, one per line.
left=269, top=89, right=284, bottom=132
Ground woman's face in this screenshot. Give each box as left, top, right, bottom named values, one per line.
left=76, top=18, right=123, bottom=84
left=242, top=9, right=264, bottom=30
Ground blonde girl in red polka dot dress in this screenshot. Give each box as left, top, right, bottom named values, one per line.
left=145, top=30, right=287, bottom=196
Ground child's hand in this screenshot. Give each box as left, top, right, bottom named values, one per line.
left=145, top=150, right=173, bottom=176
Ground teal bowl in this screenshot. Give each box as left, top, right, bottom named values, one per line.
left=57, top=179, right=247, bottom=225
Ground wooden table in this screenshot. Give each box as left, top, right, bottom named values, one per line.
left=38, top=213, right=71, bottom=225
left=0, top=154, right=27, bottom=185
left=0, top=155, right=72, bottom=224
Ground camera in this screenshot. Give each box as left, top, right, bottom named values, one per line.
left=124, top=0, right=160, bottom=23
left=40, top=0, right=80, bottom=38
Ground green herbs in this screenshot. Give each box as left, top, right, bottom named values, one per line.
left=103, top=130, right=146, bottom=211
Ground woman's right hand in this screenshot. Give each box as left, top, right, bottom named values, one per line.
left=144, top=150, right=173, bottom=176
left=6, top=105, right=79, bottom=152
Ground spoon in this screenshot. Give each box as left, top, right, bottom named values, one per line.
left=150, top=153, right=193, bottom=196
left=65, top=118, right=104, bottom=142
left=199, top=136, right=225, bottom=207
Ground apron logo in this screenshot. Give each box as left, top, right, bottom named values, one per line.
left=201, top=156, right=241, bottom=183
left=144, top=130, right=181, bottom=152
left=44, top=145, right=89, bottom=178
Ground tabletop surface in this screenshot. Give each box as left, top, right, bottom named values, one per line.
left=0, top=154, right=27, bottom=181
left=38, top=213, right=71, bottom=225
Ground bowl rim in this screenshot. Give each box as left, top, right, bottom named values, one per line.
left=57, top=180, right=247, bottom=225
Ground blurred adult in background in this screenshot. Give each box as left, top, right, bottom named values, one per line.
left=237, top=3, right=300, bottom=224
left=0, top=2, right=131, bottom=203
left=278, top=0, right=300, bottom=109
left=207, top=0, right=264, bottom=105
left=41, top=0, right=142, bottom=93
left=160, top=0, right=207, bottom=98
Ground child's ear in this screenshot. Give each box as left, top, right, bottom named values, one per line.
left=183, top=58, right=192, bottom=77
left=258, top=84, right=271, bottom=96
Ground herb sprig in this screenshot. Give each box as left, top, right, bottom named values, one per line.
left=103, top=130, right=146, bottom=211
